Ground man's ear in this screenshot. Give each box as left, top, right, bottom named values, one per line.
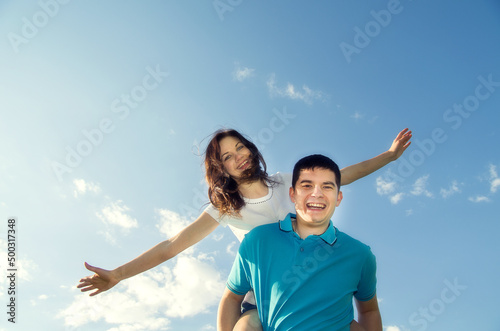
left=289, top=187, right=295, bottom=203
left=336, top=191, right=343, bottom=207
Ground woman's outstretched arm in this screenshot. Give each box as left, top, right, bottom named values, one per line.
left=77, top=211, right=219, bottom=296
left=340, top=128, right=412, bottom=186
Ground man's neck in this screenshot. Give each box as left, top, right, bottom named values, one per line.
left=292, top=217, right=330, bottom=240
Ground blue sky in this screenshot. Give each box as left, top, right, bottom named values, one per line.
left=0, top=0, right=499, bottom=330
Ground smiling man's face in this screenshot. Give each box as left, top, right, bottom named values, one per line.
left=289, top=167, right=343, bottom=230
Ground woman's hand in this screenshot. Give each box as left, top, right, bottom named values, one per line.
left=77, top=262, right=120, bottom=296
left=388, top=128, right=412, bottom=161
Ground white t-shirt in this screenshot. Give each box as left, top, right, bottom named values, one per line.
left=204, top=172, right=295, bottom=242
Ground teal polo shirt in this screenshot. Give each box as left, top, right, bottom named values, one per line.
left=227, top=213, right=377, bottom=331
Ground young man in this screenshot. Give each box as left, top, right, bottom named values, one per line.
left=217, top=154, right=382, bottom=331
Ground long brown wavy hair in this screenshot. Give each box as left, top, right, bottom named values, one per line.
left=204, top=129, right=275, bottom=217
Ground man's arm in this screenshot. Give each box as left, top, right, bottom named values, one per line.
left=340, top=128, right=412, bottom=185
left=355, top=295, right=382, bottom=331
left=217, top=287, right=245, bottom=331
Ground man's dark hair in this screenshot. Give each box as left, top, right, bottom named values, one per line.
left=292, top=154, right=341, bottom=189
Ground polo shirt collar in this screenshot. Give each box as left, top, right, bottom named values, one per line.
left=279, top=213, right=338, bottom=246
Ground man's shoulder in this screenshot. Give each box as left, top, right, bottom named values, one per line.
left=336, top=229, right=373, bottom=254
left=244, top=222, right=279, bottom=241
left=238, top=222, right=281, bottom=257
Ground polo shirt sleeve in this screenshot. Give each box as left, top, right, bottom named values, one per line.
left=226, top=239, right=252, bottom=296
left=354, top=248, right=377, bottom=301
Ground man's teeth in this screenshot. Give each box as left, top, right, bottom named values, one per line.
left=307, top=203, right=325, bottom=209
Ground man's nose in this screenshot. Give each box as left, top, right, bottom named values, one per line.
left=311, top=185, right=323, bottom=197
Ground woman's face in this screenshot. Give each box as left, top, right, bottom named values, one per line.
left=219, top=136, right=252, bottom=180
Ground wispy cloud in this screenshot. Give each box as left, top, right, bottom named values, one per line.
left=73, top=178, right=101, bottom=197
left=30, top=294, right=49, bottom=306
left=212, top=233, right=225, bottom=242
left=232, top=63, right=255, bottom=82
left=385, top=326, right=402, bottom=331
left=376, top=176, right=396, bottom=195
left=411, top=175, right=433, bottom=198
left=156, top=208, right=191, bottom=238
left=376, top=176, right=404, bottom=204
left=0, top=239, right=37, bottom=283
left=440, top=180, right=461, bottom=198
left=226, top=241, right=237, bottom=256
left=389, top=193, right=405, bottom=204
left=351, top=111, right=365, bottom=120
left=97, top=201, right=138, bottom=230
left=58, top=252, right=225, bottom=330
left=96, top=200, right=138, bottom=244
left=463, top=163, right=500, bottom=203
left=489, top=164, right=500, bottom=193
left=266, top=73, right=326, bottom=105
left=468, top=195, right=490, bottom=203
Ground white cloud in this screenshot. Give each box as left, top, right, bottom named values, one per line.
left=376, top=176, right=404, bottom=204
left=411, top=175, right=433, bottom=198
left=390, top=193, right=404, bottom=204
left=156, top=208, right=191, bottom=238
left=267, top=73, right=325, bottom=105
left=440, top=180, right=461, bottom=198
left=405, top=209, right=413, bottom=216
left=385, top=326, right=402, bottom=331
left=96, top=201, right=138, bottom=230
left=96, top=200, right=139, bottom=244
left=212, top=233, right=224, bottom=242
left=351, top=111, right=365, bottom=120
left=30, top=294, right=49, bottom=306
left=73, top=178, right=101, bottom=197
left=226, top=241, right=237, bottom=256
left=57, top=288, right=170, bottom=330
left=58, top=252, right=225, bottom=330
left=376, top=176, right=396, bottom=195
left=489, top=164, right=500, bottom=193
left=0, top=239, right=38, bottom=284
left=233, top=64, right=255, bottom=82
left=468, top=195, right=490, bottom=203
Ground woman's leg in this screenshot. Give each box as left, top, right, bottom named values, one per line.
left=233, top=309, right=262, bottom=331
left=350, top=319, right=366, bottom=331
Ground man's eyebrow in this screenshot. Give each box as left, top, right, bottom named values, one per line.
left=298, top=179, right=336, bottom=187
